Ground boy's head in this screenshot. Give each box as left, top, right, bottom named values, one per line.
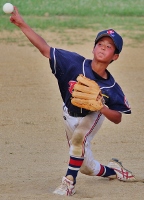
left=94, top=29, right=123, bottom=54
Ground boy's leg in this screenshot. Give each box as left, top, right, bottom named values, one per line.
left=53, top=109, right=104, bottom=196
left=80, top=131, right=137, bottom=181
left=53, top=107, right=83, bottom=196
left=66, top=111, right=105, bottom=181
left=80, top=142, right=117, bottom=179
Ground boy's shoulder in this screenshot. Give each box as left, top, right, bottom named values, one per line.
left=50, top=47, right=85, bottom=60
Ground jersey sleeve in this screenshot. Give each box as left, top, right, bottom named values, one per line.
left=49, top=47, right=84, bottom=81
left=103, top=83, right=131, bottom=114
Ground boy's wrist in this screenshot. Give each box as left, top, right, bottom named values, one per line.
left=100, top=105, right=107, bottom=113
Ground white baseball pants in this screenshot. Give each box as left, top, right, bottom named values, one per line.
left=63, top=105, right=105, bottom=176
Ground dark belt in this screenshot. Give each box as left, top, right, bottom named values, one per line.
left=68, top=110, right=91, bottom=117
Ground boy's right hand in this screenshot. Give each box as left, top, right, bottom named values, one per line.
left=10, top=6, right=25, bottom=28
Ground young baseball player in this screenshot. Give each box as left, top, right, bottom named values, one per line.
left=10, top=7, right=137, bottom=196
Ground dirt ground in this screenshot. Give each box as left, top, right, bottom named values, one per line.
left=0, top=30, right=144, bottom=200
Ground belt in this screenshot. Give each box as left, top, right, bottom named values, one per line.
left=68, top=110, right=91, bottom=117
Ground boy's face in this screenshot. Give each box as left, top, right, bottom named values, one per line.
left=93, top=36, right=119, bottom=63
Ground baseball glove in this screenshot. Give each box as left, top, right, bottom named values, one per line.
left=71, top=74, right=104, bottom=111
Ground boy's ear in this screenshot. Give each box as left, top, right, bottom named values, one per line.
left=113, top=54, right=119, bottom=61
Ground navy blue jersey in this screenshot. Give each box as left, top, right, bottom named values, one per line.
left=49, top=47, right=131, bottom=115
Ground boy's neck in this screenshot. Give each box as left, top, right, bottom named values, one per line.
left=91, top=60, right=108, bottom=79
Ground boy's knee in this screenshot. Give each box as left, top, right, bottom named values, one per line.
left=80, top=165, right=93, bottom=176
left=70, top=145, right=82, bottom=157
left=71, top=132, right=83, bottom=145
left=70, top=132, right=84, bottom=157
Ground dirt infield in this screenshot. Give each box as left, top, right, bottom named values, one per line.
left=0, top=30, right=144, bottom=200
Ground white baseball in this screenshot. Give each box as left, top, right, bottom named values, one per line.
left=3, top=3, right=14, bottom=14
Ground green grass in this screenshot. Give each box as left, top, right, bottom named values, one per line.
left=0, top=0, right=144, bottom=43
left=1, top=0, right=144, bottom=16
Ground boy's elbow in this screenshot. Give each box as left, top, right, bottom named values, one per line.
left=40, top=49, right=50, bottom=58
left=114, top=120, right=121, bottom=124
left=40, top=45, right=50, bottom=58
left=114, top=115, right=122, bottom=124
